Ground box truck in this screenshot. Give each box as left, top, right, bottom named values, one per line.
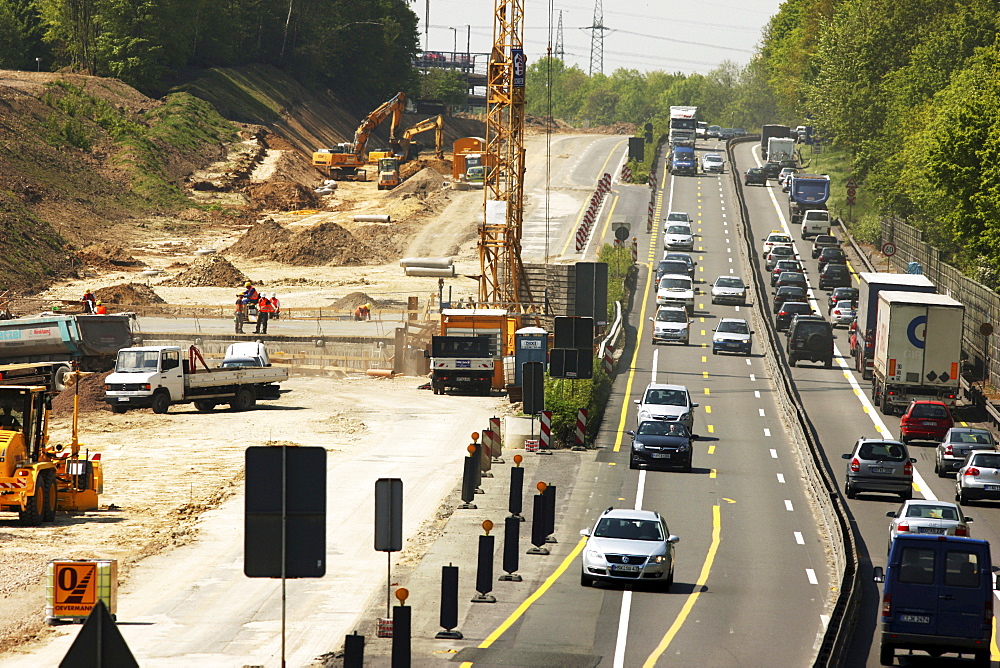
left=852, top=273, right=936, bottom=380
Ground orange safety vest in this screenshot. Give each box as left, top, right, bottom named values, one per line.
left=95, top=305, right=107, bottom=315
left=258, top=297, right=275, bottom=313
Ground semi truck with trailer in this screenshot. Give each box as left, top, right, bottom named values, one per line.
left=852, top=273, right=937, bottom=380
left=104, top=345, right=287, bottom=414
left=871, top=292, right=964, bottom=415
left=668, top=107, right=698, bottom=148
left=760, top=124, right=791, bottom=160
left=788, top=173, right=831, bottom=228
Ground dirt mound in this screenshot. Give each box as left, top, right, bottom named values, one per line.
left=94, top=283, right=165, bottom=305
left=228, top=219, right=385, bottom=266
left=332, top=291, right=383, bottom=309
left=385, top=167, right=445, bottom=200
left=245, top=180, right=318, bottom=211
left=165, top=255, right=250, bottom=287
left=52, top=371, right=113, bottom=414
left=400, top=157, right=452, bottom=181
left=73, top=244, right=146, bottom=270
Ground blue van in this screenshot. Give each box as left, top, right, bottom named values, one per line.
left=874, top=534, right=995, bottom=666
left=670, top=147, right=696, bottom=176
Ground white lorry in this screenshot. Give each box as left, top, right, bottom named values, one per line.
left=871, top=292, right=964, bottom=415
left=668, top=106, right=698, bottom=148
left=104, top=345, right=287, bottom=414
left=767, top=137, right=796, bottom=163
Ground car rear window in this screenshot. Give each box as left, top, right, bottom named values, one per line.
left=899, top=547, right=936, bottom=584
left=955, top=431, right=994, bottom=445
left=793, top=321, right=829, bottom=338
left=905, top=505, right=959, bottom=520
left=858, top=441, right=906, bottom=461
left=944, top=551, right=981, bottom=587
left=911, top=404, right=949, bottom=419
left=971, top=453, right=1000, bottom=468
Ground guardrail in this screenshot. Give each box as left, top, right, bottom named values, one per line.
left=728, top=136, right=859, bottom=667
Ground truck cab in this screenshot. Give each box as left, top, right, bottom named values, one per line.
left=106, top=347, right=185, bottom=410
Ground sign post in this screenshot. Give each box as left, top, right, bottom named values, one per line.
left=846, top=176, right=858, bottom=223
left=881, top=241, right=896, bottom=272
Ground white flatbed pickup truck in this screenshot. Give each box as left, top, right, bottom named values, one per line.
left=104, top=345, right=288, bottom=414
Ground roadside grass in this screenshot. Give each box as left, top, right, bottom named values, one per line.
left=801, top=147, right=880, bottom=244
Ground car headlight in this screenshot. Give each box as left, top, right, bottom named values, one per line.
left=633, top=441, right=645, bottom=451
left=677, top=443, right=690, bottom=452
left=680, top=412, right=690, bottom=421
left=653, top=554, right=668, bottom=564
left=588, top=549, right=605, bottom=561
left=639, top=411, right=650, bottom=420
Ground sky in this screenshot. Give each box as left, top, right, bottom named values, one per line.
left=414, top=0, right=785, bottom=76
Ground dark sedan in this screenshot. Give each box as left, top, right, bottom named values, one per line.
left=827, top=287, right=859, bottom=312
left=744, top=167, right=766, bottom=186
left=775, top=271, right=808, bottom=291
left=775, top=301, right=814, bottom=331
left=819, top=263, right=852, bottom=290
left=817, top=247, right=847, bottom=271
left=627, top=421, right=699, bottom=472
left=773, top=285, right=808, bottom=313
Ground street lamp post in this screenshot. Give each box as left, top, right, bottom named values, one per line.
left=35, top=57, right=41, bottom=72
left=450, top=27, right=457, bottom=68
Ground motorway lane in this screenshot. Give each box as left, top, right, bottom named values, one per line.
left=465, top=140, right=832, bottom=667
left=734, top=140, right=1000, bottom=666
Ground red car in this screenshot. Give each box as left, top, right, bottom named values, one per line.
left=898, top=400, right=954, bottom=444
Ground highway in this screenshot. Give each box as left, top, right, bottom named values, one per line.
left=450, top=138, right=834, bottom=666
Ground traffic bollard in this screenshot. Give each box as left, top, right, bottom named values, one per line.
left=343, top=631, right=364, bottom=667
left=499, top=516, right=523, bottom=582
left=490, top=416, right=503, bottom=463
left=508, top=456, right=525, bottom=521
left=459, top=445, right=478, bottom=509
left=391, top=589, right=410, bottom=668
left=526, top=483, right=550, bottom=555
left=471, top=434, right=486, bottom=488
left=435, top=565, right=463, bottom=639
left=543, top=484, right=557, bottom=544
left=472, top=521, right=497, bottom=602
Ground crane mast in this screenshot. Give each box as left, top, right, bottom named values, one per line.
left=479, top=0, right=527, bottom=307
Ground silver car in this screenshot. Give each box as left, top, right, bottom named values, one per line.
left=650, top=306, right=690, bottom=345
left=886, top=500, right=972, bottom=552
left=955, top=450, right=1000, bottom=504
left=580, top=508, right=678, bottom=590
left=663, top=223, right=694, bottom=251
left=634, top=383, right=697, bottom=430
left=842, top=438, right=915, bottom=500
left=830, top=300, right=857, bottom=328
left=710, top=276, right=747, bottom=305
left=936, top=428, right=998, bottom=477
left=701, top=154, right=724, bottom=173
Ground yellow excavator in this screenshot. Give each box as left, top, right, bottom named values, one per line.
left=312, top=92, right=406, bottom=181
left=0, top=369, right=103, bottom=525
left=378, top=115, right=446, bottom=190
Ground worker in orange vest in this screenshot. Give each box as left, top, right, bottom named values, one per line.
left=255, top=294, right=274, bottom=334
left=234, top=293, right=247, bottom=334
left=94, top=300, right=107, bottom=315
left=270, top=294, right=280, bottom=319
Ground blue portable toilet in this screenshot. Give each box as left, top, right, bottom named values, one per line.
left=514, top=327, right=548, bottom=386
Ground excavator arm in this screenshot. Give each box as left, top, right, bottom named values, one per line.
left=396, top=115, right=445, bottom=161
left=352, top=91, right=406, bottom=162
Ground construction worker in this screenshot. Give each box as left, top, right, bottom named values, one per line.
left=255, top=294, right=274, bottom=334
left=242, top=281, right=259, bottom=305
left=270, top=294, right=280, bottom=319
left=362, top=303, right=372, bottom=321
left=81, top=289, right=96, bottom=314
left=234, top=293, right=247, bottom=334
left=94, top=300, right=107, bottom=315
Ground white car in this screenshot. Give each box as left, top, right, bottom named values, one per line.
left=701, top=154, right=724, bottom=174
left=663, top=223, right=694, bottom=251
left=634, top=383, right=697, bottom=430
left=761, top=231, right=793, bottom=259
left=886, top=500, right=971, bottom=551
left=663, top=212, right=693, bottom=231
left=650, top=306, right=690, bottom=345
left=580, top=508, right=678, bottom=590
left=656, top=274, right=695, bottom=313
left=710, top=276, right=747, bottom=305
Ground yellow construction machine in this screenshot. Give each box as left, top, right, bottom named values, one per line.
left=312, top=92, right=406, bottom=180
left=394, top=114, right=444, bottom=162
left=0, top=371, right=103, bottom=525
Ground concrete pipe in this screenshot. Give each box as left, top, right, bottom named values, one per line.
left=366, top=369, right=394, bottom=378
left=194, top=248, right=216, bottom=256
left=353, top=214, right=391, bottom=223
left=404, top=266, right=455, bottom=277
left=399, top=257, right=454, bottom=268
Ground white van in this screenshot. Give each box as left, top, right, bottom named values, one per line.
left=801, top=209, right=831, bottom=239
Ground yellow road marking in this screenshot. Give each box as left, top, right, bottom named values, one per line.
left=613, top=263, right=654, bottom=453
left=700, top=330, right=706, bottom=337
left=708, top=425, right=714, bottom=433
left=643, top=505, right=722, bottom=667
left=710, top=469, right=717, bottom=479
left=559, top=139, right=626, bottom=256
left=705, top=405, right=712, bottom=413
left=707, top=445, right=715, bottom=454
left=459, top=538, right=588, bottom=666
left=701, top=356, right=707, bottom=363
left=704, top=388, right=710, bottom=395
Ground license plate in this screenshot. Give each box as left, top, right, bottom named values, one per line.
left=918, top=528, right=944, bottom=534
left=652, top=453, right=672, bottom=459
left=899, top=614, right=930, bottom=624
left=869, top=466, right=893, bottom=474
left=922, top=421, right=938, bottom=426
left=985, top=485, right=1000, bottom=491
left=612, top=564, right=641, bottom=573
left=117, top=397, right=128, bottom=402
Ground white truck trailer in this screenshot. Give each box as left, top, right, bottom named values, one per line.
left=104, top=345, right=287, bottom=414
left=871, top=292, right=964, bottom=415
left=767, top=137, right=796, bottom=163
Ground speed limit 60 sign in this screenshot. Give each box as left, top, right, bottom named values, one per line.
left=882, top=242, right=897, bottom=257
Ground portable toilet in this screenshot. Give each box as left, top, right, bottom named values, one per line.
left=514, top=327, right=548, bottom=387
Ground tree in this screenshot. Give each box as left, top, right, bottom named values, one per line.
left=420, top=69, right=465, bottom=106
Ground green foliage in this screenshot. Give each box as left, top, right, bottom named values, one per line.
left=598, top=243, right=635, bottom=319
left=544, top=364, right=611, bottom=446
left=419, top=69, right=466, bottom=107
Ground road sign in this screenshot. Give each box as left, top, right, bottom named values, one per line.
left=846, top=197, right=856, bottom=206
left=846, top=187, right=856, bottom=197
left=52, top=561, right=97, bottom=615
left=512, top=49, right=526, bottom=88
left=846, top=177, right=858, bottom=188
left=980, top=323, right=994, bottom=337
left=613, top=222, right=630, bottom=241
left=881, top=242, right=897, bottom=257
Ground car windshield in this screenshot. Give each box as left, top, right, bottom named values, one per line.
left=905, top=504, right=960, bottom=520
left=644, top=388, right=687, bottom=406
left=665, top=255, right=692, bottom=266
left=667, top=225, right=691, bottom=235
left=705, top=156, right=722, bottom=163
left=660, top=277, right=691, bottom=290
left=858, top=442, right=906, bottom=461
left=952, top=431, right=995, bottom=445
left=768, top=235, right=791, bottom=244
left=910, top=403, right=949, bottom=419
left=116, top=350, right=160, bottom=373
left=656, top=310, right=687, bottom=323
left=594, top=518, right=664, bottom=541
left=971, top=453, right=1000, bottom=468
left=637, top=422, right=690, bottom=437
left=667, top=213, right=689, bottom=221
left=717, top=321, right=749, bottom=335
left=714, top=277, right=744, bottom=288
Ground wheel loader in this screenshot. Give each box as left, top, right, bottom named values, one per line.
left=0, top=376, right=103, bottom=526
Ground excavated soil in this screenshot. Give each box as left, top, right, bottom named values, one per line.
left=245, top=180, right=319, bottom=211
left=51, top=372, right=113, bottom=414
left=93, top=283, right=165, bottom=305
left=227, top=218, right=386, bottom=266
left=72, top=244, right=146, bottom=271
left=400, top=157, right=452, bottom=181
left=384, top=167, right=446, bottom=200
left=331, top=291, right=384, bottom=309
left=164, top=255, right=250, bottom=287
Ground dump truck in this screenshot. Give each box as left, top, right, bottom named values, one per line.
left=0, top=314, right=133, bottom=372
left=378, top=157, right=401, bottom=190
left=852, top=273, right=936, bottom=380
left=871, top=291, right=964, bottom=415
left=788, top=173, right=831, bottom=227
left=434, top=309, right=520, bottom=392
left=428, top=335, right=494, bottom=395
left=104, top=345, right=287, bottom=414
left=0, top=378, right=104, bottom=525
